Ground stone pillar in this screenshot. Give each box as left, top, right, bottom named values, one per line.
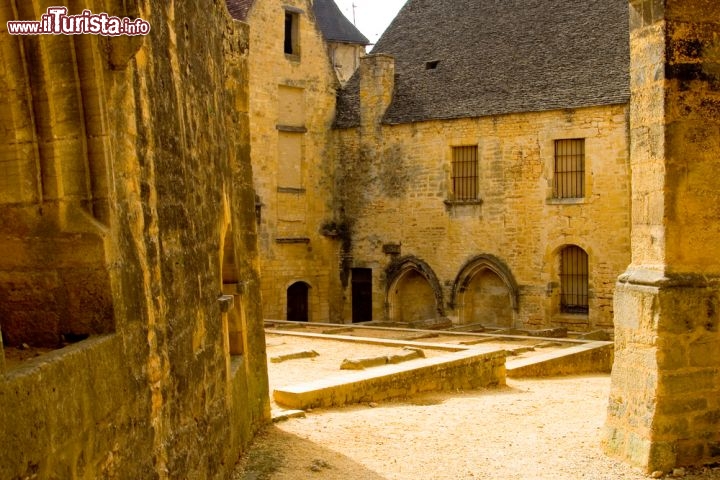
left=604, top=0, right=720, bottom=472
left=358, top=53, right=395, bottom=130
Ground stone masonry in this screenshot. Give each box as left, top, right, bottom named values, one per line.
left=244, top=0, right=345, bottom=322
left=334, top=55, right=631, bottom=330
left=0, top=1, right=269, bottom=478
left=604, top=0, right=720, bottom=472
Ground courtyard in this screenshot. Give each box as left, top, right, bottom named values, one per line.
left=231, top=325, right=720, bottom=480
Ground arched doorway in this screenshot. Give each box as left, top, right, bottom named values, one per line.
left=287, top=282, right=309, bottom=322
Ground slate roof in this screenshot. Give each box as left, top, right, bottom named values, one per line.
left=312, top=0, right=369, bottom=45
left=335, top=0, right=630, bottom=128
left=225, top=0, right=255, bottom=21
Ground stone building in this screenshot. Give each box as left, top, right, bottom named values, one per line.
left=228, top=0, right=367, bottom=323
left=312, top=0, right=370, bottom=85
left=0, top=1, right=268, bottom=478
left=333, top=0, right=632, bottom=331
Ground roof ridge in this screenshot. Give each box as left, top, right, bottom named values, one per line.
left=312, top=0, right=369, bottom=45
left=336, top=0, right=630, bottom=127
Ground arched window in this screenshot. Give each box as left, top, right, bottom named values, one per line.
left=560, top=246, right=589, bottom=314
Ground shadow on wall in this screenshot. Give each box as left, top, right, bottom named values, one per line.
left=0, top=227, right=114, bottom=353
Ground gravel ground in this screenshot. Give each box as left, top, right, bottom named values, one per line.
left=233, top=374, right=720, bottom=480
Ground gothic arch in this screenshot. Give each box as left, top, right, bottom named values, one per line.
left=451, top=255, right=519, bottom=326
left=385, top=256, right=444, bottom=322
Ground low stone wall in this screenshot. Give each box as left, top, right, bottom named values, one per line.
left=274, top=349, right=506, bottom=409
left=507, top=341, right=613, bottom=378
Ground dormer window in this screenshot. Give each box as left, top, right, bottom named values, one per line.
left=425, top=60, right=440, bottom=70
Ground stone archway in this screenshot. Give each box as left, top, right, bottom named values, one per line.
left=386, top=257, right=444, bottom=323
left=390, top=269, right=436, bottom=323
left=452, top=255, right=519, bottom=327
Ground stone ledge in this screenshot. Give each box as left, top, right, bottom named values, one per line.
left=443, top=199, right=484, bottom=207
left=273, top=349, right=506, bottom=409
left=271, top=409, right=306, bottom=422
left=265, top=327, right=465, bottom=352
left=546, top=197, right=586, bottom=205
left=275, top=237, right=311, bottom=244
left=276, top=125, right=307, bottom=133
left=321, top=326, right=354, bottom=335
left=340, top=347, right=425, bottom=370
left=507, top=341, right=613, bottom=378
left=270, top=350, right=319, bottom=363
left=617, top=269, right=720, bottom=288
left=277, top=187, right=306, bottom=194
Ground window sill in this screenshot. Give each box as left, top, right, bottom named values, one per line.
left=546, top=197, right=586, bottom=205
left=276, top=237, right=310, bottom=244
left=552, top=312, right=589, bottom=323
left=276, top=125, right=307, bottom=133
left=277, top=187, right=306, bottom=194
left=285, top=53, right=301, bottom=63
left=444, top=199, right=483, bottom=206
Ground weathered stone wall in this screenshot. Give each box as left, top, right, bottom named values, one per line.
left=335, top=56, right=631, bottom=330
left=328, top=41, right=364, bottom=85
left=605, top=0, right=720, bottom=472
left=246, top=0, right=343, bottom=322
left=0, top=1, right=269, bottom=478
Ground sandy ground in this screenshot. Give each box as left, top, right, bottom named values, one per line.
left=234, top=375, right=720, bottom=480
left=264, top=331, right=564, bottom=410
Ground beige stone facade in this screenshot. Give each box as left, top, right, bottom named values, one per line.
left=334, top=56, right=631, bottom=330
left=244, top=0, right=345, bottom=323
left=0, top=1, right=268, bottom=478
left=239, top=1, right=632, bottom=332
left=2, top=0, right=719, bottom=476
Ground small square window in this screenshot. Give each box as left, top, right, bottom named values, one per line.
left=553, top=139, right=585, bottom=199
left=451, top=146, right=478, bottom=201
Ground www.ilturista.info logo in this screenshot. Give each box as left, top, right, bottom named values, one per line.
left=7, top=7, right=151, bottom=36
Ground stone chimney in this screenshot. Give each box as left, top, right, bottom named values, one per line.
left=358, top=53, right=395, bottom=130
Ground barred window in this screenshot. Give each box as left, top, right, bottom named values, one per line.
left=560, top=246, right=589, bottom=314
left=554, top=139, right=585, bottom=198
left=451, top=146, right=478, bottom=200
